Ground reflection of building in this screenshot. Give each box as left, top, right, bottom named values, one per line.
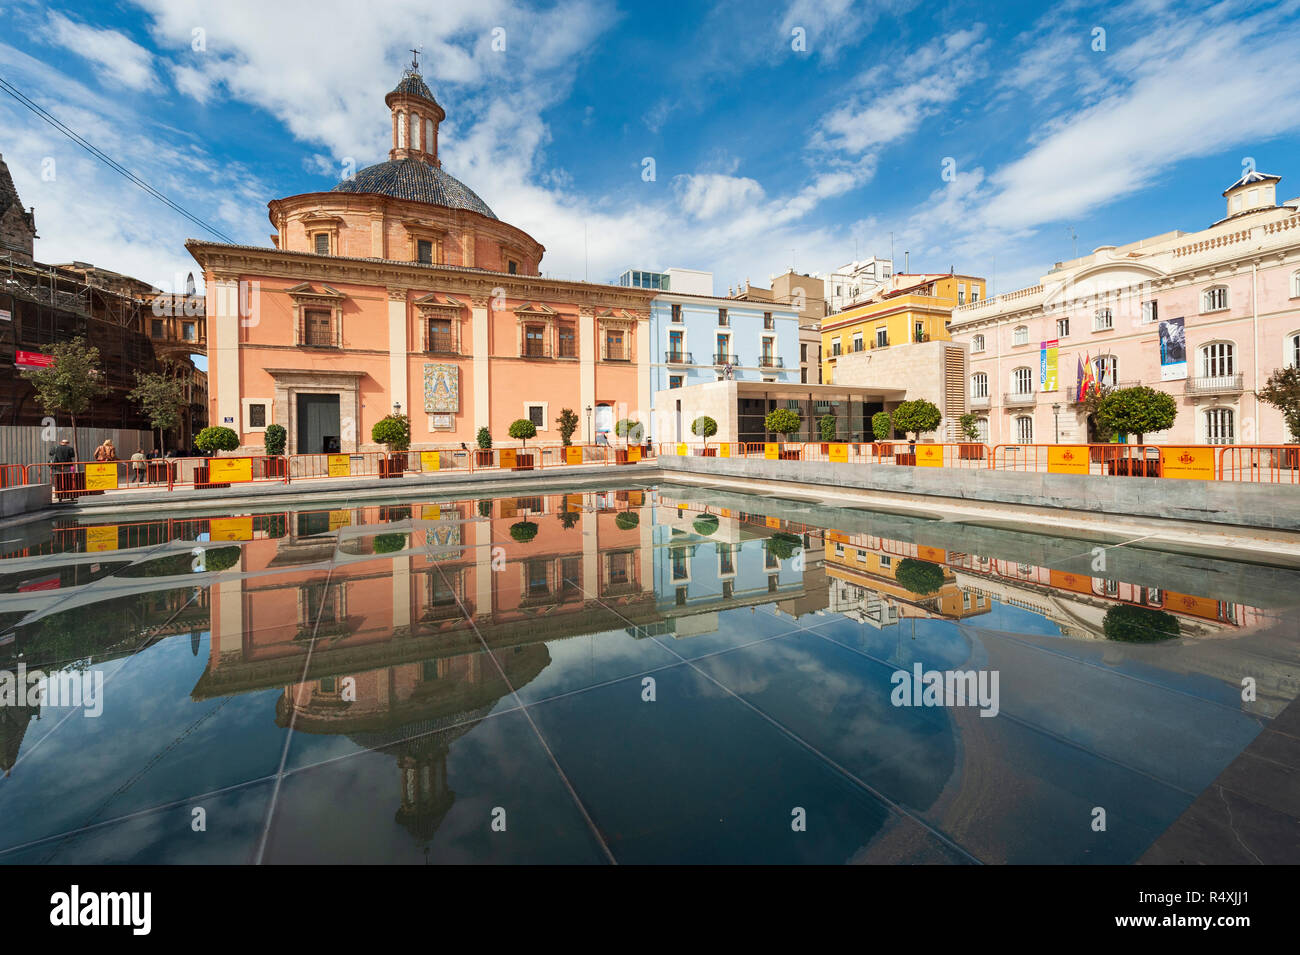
left=950, top=171, right=1300, bottom=446
left=822, top=534, right=993, bottom=622
left=190, top=59, right=655, bottom=455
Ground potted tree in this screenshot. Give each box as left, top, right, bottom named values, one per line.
left=764, top=408, right=803, bottom=459
left=556, top=408, right=579, bottom=447
left=957, top=413, right=985, bottom=461
left=22, top=335, right=107, bottom=497
left=1096, top=387, right=1176, bottom=476
left=508, top=418, right=537, bottom=469
left=894, top=558, right=945, bottom=595
left=692, top=415, right=718, bottom=455
left=615, top=510, right=640, bottom=531
left=262, top=423, right=288, bottom=477
left=614, top=418, right=642, bottom=463
left=818, top=413, right=836, bottom=454
left=871, top=411, right=893, bottom=457
left=1258, top=366, right=1300, bottom=470
left=477, top=499, right=493, bottom=519
left=510, top=519, right=539, bottom=543
left=889, top=399, right=941, bottom=466
left=372, top=414, right=410, bottom=478
left=475, top=426, right=494, bottom=467
left=194, top=426, right=239, bottom=488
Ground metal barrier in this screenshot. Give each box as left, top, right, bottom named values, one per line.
left=1218, top=445, right=1300, bottom=483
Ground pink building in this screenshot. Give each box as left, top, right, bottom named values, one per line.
left=950, top=171, right=1300, bottom=446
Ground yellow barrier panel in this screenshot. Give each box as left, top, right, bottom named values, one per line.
left=421, top=505, right=441, bottom=520
left=499, top=448, right=517, bottom=469
left=210, top=457, right=253, bottom=483
left=329, top=510, right=351, bottom=530
left=210, top=517, right=254, bottom=541
left=916, top=445, right=944, bottom=467
left=420, top=451, right=441, bottom=472
left=1047, top=445, right=1090, bottom=475
left=84, top=462, right=119, bottom=491
left=766, top=516, right=781, bottom=528
left=1049, top=569, right=1093, bottom=594
left=629, top=446, right=642, bottom=462
left=327, top=454, right=351, bottom=477
left=764, top=443, right=778, bottom=459
left=826, top=530, right=849, bottom=544
left=676, top=443, right=687, bottom=456
left=1166, top=591, right=1221, bottom=620
left=565, top=446, right=583, bottom=465
left=85, top=525, right=118, bottom=552
left=829, top=443, right=849, bottom=463
left=917, top=545, right=947, bottom=563
left=1160, top=446, right=1214, bottom=480
left=719, top=443, right=730, bottom=458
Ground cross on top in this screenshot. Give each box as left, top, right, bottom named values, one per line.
left=409, top=48, right=421, bottom=71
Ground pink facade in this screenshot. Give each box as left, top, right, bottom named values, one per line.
left=952, top=173, right=1300, bottom=446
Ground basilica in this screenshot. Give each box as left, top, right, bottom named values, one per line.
left=189, top=58, right=652, bottom=454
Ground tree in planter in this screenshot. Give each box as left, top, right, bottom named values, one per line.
left=195, top=426, right=240, bottom=454
left=264, top=423, right=287, bottom=457
left=1081, top=385, right=1114, bottom=443
left=691, top=415, right=718, bottom=450
left=129, top=370, right=186, bottom=453
left=615, top=418, right=644, bottom=448
left=371, top=414, right=411, bottom=454
left=766, top=531, right=802, bottom=561
left=556, top=408, right=580, bottom=447
left=1103, top=604, right=1180, bottom=643
left=1096, top=386, right=1176, bottom=444
left=818, top=414, right=837, bottom=442
left=509, top=520, right=539, bottom=543
left=764, top=408, right=802, bottom=439
left=958, top=413, right=981, bottom=442
left=871, top=411, right=893, bottom=443
left=615, top=511, right=639, bottom=531
left=21, top=336, right=107, bottom=455
left=372, top=533, right=408, bottom=554
left=476, top=426, right=493, bottom=450
left=1258, top=366, right=1300, bottom=443
left=890, top=399, right=942, bottom=443
left=508, top=418, right=537, bottom=452
left=894, top=558, right=945, bottom=595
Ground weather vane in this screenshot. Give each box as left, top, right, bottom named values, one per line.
left=410, top=48, right=421, bottom=72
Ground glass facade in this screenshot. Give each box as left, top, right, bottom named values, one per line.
left=618, top=269, right=669, bottom=290
left=735, top=389, right=885, bottom=443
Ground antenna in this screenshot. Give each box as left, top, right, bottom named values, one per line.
left=1067, top=226, right=1078, bottom=259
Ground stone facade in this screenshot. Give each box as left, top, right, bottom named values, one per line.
left=0, top=154, right=37, bottom=265
left=833, top=339, right=970, bottom=440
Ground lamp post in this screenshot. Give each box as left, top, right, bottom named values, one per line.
left=1052, top=403, right=1061, bottom=443
left=393, top=401, right=402, bottom=415
left=585, top=405, right=593, bottom=444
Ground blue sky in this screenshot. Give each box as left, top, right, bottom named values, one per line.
left=2, top=0, right=1300, bottom=299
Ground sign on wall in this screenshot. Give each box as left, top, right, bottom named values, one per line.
left=423, top=363, right=459, bottom=413
left=1159, top=317, right=1187, bottom=381
left=1040, top=339, right=1059, bottom=391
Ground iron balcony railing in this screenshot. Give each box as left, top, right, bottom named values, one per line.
left=1003, top=391, right=1036, bottom=407
left=666, top=350, right=693, bottom=365
left=758, top=355, right=784, bottom=368
left=969, top=394, right=990, bottom=409
left=1186, top=373, right=1244, bottom=395
left=713, top=353, right=738, bottom=365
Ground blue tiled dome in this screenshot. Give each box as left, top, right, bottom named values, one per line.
left=331, top=159, right=497, bottom=219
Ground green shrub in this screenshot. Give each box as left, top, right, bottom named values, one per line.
left=200, top=545, right=241, bottom=572
left=559, top=510, right=580, bottom=529
left=1103, top=604, right=1180, bottom=642
left=957, top=413, right=980, bottom=442
left=556, top=408, right=580, bottom=446
left=263, top=423, right=287, bottom=456
left=692, top=514, right=719, bottom=536
left=615, top=418, right=644, bottom=446
left=195, top=426, right=239, bottom=453
left=372, top=533, right=408, bottom=554
left=691, top=416, right=718, bottom=446
left=477, top=499, right=492, bottom=518
left=1097, top=386, right=1177, bottom=443
left=766, top=531, right=802, bottom=561
left=871, top=411, right=893, bottom=442
left=891, top=399, right=942, bottom=441
left=509, top=520, right=539, bottom=543
left=615, top=511, right=640, bottom=530
left=765, top=408, right=801, bottom=436
left=508, top=418, right=537, bottom=449
left=476, top=426, right=493, bottom=450
left=371, top=414, right=410, bottom=452
left=818, top=414, right=836, bottom=441
left=894, top=558, right=945, bottom=595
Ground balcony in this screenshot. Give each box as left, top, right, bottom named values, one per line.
left=969, top=394, right=990, bottom=409
left=1186, top=373, right=1244, bottom=396
left=603, top=346, right=631, bottom=362
left=666, top=350, right=693, bottom=365
left=522, top=341, right=552, bottom=359
left=758, top=355, right=784, bottom=368
left=1003, top=391, right=1036, bottom=407
left=713, top=353, right=738, bottom=365
left=426, top=335, right=457, bottom=356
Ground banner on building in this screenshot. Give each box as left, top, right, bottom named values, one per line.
left=1159, top=317, right=1187, bottom=381
left=1040, top=339, right=1059, bottom=391
left=15, top=350, right=53, bottom=369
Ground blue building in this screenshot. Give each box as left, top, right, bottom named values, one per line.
left=644, top=280, right=800, bottom=438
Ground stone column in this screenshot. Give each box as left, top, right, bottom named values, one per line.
left=475, top=519, right=493, bottom=619
left=208, top=272, right=241, bottom=441
left=388, top=288, right=409, bottom=417
left=472, top=295, right=491, bottom=436
left=582, top=499, right=598, bottom=599
left=391, top=553, right=411, bottom=636
left=636, top=311, right=651, bottom=428
left=580, top=306, right=596, bottom=429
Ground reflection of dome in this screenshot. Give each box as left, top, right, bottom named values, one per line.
left=332, top=159, right=497, bottom=219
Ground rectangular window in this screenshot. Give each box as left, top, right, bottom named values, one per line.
left=605, top=329, right=626, bottom=360
left=1013, top=326, right=1029, bottom=346
left=671, top=303, right=682, bottom=323
left=182, top=322, right=196, bottom=341
left=718, top=308, right=729, bottom=326
left=852, top=333, right=863, bottom=352
left=763, top=312, right=774, bottom=330
left=428, top=318, right=454, bottom=353
left=831, top=338, right=841, bottom=357
left=669, top=375, right=683, bottom=388
left=1094, top=309, right=1113, bottom=331
left=915, top=321, right=925, bottom=342
left=304, top=309, right=333, bottom=347
left=558, top=323, right=576, bottom=358
left=716, top=334, right=730, bottom=362
left=875, top=327, right=888, bottom=348
left=524, top=325, right=546, bottom=357
left=800, top=343, right=807, bottom=362
left=151, top=319, right=163, bottom=339
left=314, top=233, right=330, bottom=255
left=416, top=239, right=433, bottom=264
left=508, top=260, right=518, bottom=275
left=248, top=403, right=267, bottom=428
left=1142, top=301, right=1158, bottom=323
left=527, top=404, right=545, bottom=427
left=1056, top=318, right=1069, bottom=337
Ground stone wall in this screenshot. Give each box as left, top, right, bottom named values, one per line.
left=833, top=339, right=967, bottom=439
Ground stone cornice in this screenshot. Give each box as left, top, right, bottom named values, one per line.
left=186, top=239, right=657, bottom=311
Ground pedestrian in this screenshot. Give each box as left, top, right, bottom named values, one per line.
left=130, top=448, right=147, bottom=484
left=49, top=438, right=76, bottom=473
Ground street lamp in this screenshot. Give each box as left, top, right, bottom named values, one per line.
left=393, top=401, right=402, bottom=415
left=1052, top=403, right=1061, bottom=443
left=585, top=405, right=593, bottom=444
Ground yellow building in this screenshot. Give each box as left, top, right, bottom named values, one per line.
left=821, top=273, right=985, bottom=384
left=822, top=533, right=992, bottom=621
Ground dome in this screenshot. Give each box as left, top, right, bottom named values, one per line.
left=390, top=73, right=435, bottom=101
left=332, top=159, right=497, bottom=219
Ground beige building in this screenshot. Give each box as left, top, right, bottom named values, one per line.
left=729, top=269, right=827, bottom=385
left=831, top=339, right=970, bottom=441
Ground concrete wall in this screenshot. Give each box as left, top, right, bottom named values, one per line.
left=0, top=483, right=52, bottom=518
left=659, top=454, right=1300, bottom=531
left=653, top=380, right=739, bottom=444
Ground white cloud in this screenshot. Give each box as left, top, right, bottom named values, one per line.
left=44, top=12, right=160, bottom=92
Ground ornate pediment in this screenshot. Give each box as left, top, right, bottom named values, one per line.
left=285, top=282, right=346, bottom=305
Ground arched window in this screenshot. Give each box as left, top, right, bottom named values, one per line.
left=1201, top=285, right=1229, bottom=312
left=1014, top=415, right=1033, bottom=444
left=1205, top=408, right=1234, bottom=445
left=970, top=372, right=988, bottom=398
left=971, top=334, right=985, bottom=353
left=1013, top=325, right=1029, bottom=346
left=397, top=110, right=407, bottom=147
left=1288, top=331, right=1300, bottom=369
left=425, top=118, right=435, bottom=151
left=1094, top=354, right=1118, bottom=387
left=1200, top=341, right=1235, bottom=378
left=410, top=112, right=421, bottom=150
left=1012, top=367, right=1034, bottom=395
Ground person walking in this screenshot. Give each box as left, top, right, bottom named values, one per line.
left=130, top=448, right=147, bottom=484
left=49, top=438, right=76, bottom=473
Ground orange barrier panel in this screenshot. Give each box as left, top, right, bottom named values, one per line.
left=1218, top=445, right=1300, bottom=483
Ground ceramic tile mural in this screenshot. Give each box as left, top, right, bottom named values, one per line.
left=424, top=362, right=459, bottom=413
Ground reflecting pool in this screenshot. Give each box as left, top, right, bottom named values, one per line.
left=1, top=483, right=1297, bottom=863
